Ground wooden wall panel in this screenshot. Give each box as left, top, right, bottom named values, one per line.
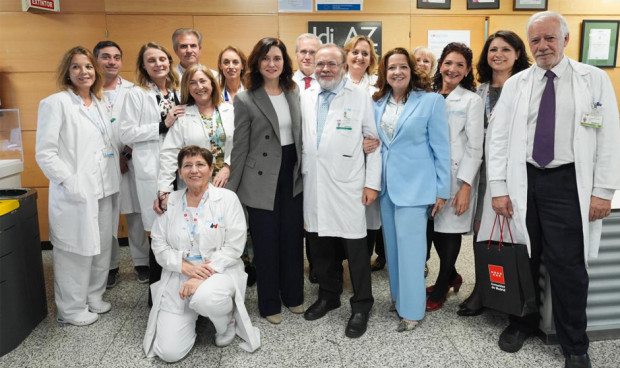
left=193, top=15, right=279, bottom=68
left=0, top=13, right=106, bottom=72
left=0, top=0, right=104, bottom=12
left=410, top=16, right=486, bottom=66
left=105, top=14, right=193, bottom=73
left=0, top=72, right=56, bottom=131
left=279, top=14, right=410, bottom=63
left=20, top=130, right=47, bottom=188
left=104, top=0, right=276, bottom=14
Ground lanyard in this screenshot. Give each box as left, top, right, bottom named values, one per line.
left=181, top=188, right=210, bottom=247
left=224, top=88, right=230, bottom=102
left=75, top=92, right=108, bottom=137
left=485, top=88, right=493, bottom=122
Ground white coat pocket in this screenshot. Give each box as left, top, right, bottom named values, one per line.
left=62, top=174, right=87, bottom=202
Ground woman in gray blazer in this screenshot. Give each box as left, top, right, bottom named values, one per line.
left=227, top=37, right=304, bottom=324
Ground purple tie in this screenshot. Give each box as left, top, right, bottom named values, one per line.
left=533, top=70, right=556, bottom=168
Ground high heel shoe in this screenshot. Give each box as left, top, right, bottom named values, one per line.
left=425, top=297, right=446, bottom=311
left=426, top=274, right=463, bottom=295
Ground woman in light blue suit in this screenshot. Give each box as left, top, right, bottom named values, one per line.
left=370, top=47, right=450, bottom=331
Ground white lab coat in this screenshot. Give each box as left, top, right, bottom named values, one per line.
left=484, top=58, right=620, bottom=260
left=143, top=186, right=260, bottom=355
left=433, top=85, right=484, bottom=233
left=106, top=78, right=141, bottom=215
left=36, top=90, right=121, bottom=256
left=119, top=85, right=171, bottom=231
left=348, top=72, right=381, bottom=230
left=158, top=103, right=235, bottom=192
left=300, top=80, right=382, bottom=238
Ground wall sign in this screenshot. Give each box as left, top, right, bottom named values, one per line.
left=308, top=21, right=382, bottom=57
left=22, top=0, right=60, bottom=12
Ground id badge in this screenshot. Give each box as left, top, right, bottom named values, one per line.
left=337, top=108, right=353, bottom=130
left=581, top=103, right=604, bottom=128
left=184, top=249, right=203, bottom=265
left=102, top=141, right=115, bottom=158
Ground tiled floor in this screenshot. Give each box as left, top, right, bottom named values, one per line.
left=2, top=237, right=619, bottom=367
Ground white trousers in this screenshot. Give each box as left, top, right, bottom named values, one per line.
left=53, top=195, right=115, bottom=320
left=110, top=212, right=149, bottom=269
left=153, top=273, right=235, bottom=363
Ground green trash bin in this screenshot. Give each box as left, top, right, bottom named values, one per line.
left=0, top=188, right=47, bottom=357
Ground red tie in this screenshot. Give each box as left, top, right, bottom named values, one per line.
left=303, top=76, right=312, bottom=90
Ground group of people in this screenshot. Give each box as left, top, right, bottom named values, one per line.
left=35, top=10, right=620, bottom=368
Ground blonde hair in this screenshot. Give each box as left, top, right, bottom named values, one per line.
left=135, top=42, right=179, bottom=91
left=343, top=35, right=378, bottom=75
left=56, top=46, right=103, bottom=100
left=412, top=46, right=437, bottom=76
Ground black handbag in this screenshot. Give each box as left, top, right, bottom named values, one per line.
left=474, top=215, right=537, bottom=317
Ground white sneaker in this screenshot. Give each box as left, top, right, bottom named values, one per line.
left=215, top=319, right=236, bottom=347
left=88, top=300, right=112, bottom=314
left=57, top=311, right=99, bottom=326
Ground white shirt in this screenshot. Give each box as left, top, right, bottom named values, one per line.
left=293, top=69, right=318, bottom=91
left=526, top=56, right=575, bottom=168
left=268, top=93, right=294, bottom=146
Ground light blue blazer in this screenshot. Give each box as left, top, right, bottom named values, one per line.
left=374, top=90, right=451, bottom=206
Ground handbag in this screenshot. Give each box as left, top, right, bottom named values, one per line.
left=474, top=215, right=537, bottom=317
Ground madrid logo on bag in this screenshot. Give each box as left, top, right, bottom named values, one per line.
left=488, top=264, right=506, bottom=292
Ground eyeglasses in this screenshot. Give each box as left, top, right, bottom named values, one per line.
left=315, top=62, right=342, bottom=70
left=181, top=162, right=209, bottom=170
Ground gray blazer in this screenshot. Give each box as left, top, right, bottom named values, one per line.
left=227, top=86, right=303, bottom=211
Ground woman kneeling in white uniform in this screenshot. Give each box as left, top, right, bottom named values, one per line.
left=143, top=145, right=260, bottom=362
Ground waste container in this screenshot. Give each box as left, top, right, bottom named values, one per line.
left=0, top=188, right=47, bottom=357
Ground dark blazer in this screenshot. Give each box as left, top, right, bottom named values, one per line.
left=227, top=86, right=303, bottom=211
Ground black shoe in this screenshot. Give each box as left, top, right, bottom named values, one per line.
left=309, top=273, right=319, bottom=284
left=345, top=312, right=369, bottom=338
left=134, top=266, right=149, bottom=284
left=107, top=268, right=119, bottom=289
left=457, top=305, right=483, bottom=317
left=498, top=324, right=532, bottom=353
left=303, top=299, right=341, bottom=321
left=371, top=259, right=385, bottom=272
left=565, top=354, right=591, bottom=368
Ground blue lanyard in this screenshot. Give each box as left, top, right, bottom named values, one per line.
left=224, top=88, right=230, bottom=102
left=181, top=189, right=209, bottom=247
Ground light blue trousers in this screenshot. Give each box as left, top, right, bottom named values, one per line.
left=380, top=194, right=428, bottom=321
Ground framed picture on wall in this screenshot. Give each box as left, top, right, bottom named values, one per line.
left=513, top=0, right=547, bottom=11
left=580, top=20, right=619, bottom=68
left=467, top=0, right=499, bottom=9
left=417, top=0, right=451, bottom=9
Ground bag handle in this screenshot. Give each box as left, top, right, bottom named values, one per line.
left=487, top=214, right=515, bottom=250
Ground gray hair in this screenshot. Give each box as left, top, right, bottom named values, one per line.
left=295, top=33, right=321, bottom=52
left=172, top=28, right=203, bottom=50
left=316, top=43, right=347, bottom=64
left=526, top=11, right=569, bottom=39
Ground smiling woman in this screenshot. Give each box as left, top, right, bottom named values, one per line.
left=36, top=46, right=121, bottom=327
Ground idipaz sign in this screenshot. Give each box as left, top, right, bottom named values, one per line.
left=308, top=22, right=382, bottom=58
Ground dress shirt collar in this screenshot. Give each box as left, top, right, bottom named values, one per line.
left=533, top=55, right=569, bottom=81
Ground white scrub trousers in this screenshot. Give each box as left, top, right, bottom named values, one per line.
left=53, top=194, right=115, bottom=321
left=110, top=212, right=149, bottom=269
left=153, top=273, right=236, bottom=363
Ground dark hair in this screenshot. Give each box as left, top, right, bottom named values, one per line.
left=180, top=64, right=222, bottom=106
left=244, top=37, right=295, bottom=92
left=56, top=46, right=104, bottom=100
left=476, top=30, right=531, bottom=84
left=93, top=40, right=122, bottom=58
left=217, top=45, right=248, bottom=89
left=177, top=145, right=213, bottom=169
left=432, top=42, right=476, bottom=93
left=373, top=47, right=431, bottom=102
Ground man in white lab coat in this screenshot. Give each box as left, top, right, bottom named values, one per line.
left=486, top=11, right=620, bottom=368
left=94, top=40, right=150, bottom=287
left=300, top=44, right=381, bottom=338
